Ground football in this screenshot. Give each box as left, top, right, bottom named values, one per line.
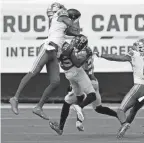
left=75, top=50, right=87, bottom=60
left=67, top=9, right=81, bottom=20
left=65, top=26, right=80, bottom=36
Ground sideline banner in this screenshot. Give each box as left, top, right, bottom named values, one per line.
left=1, top=3, right=144, bottom=73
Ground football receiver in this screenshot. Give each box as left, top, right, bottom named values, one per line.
left=9, top=2, right=81, bottom=120
left=96, top=38, right=144, bottom=138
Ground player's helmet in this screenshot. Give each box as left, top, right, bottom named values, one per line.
left=71, top=35, right=88, bottom=51
left=51, top=2, right=65, bottom=13
left=47, top=6, right=54, bottom=17
left=47, top=2, right=66, bottom=18
left=67, top=9, right=81, bottom=21
left=133, top=38, right=144, bottom=53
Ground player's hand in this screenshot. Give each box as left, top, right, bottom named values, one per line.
left=93, top=51, right=101, bottom=57
left=85, top=47, right=92, bottom=57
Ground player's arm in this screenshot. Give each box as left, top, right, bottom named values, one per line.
left=101, top=54, right=131, bottom=62
left=58, top=16, right=80, bottom=36
left=65, top=21, right=80, bottom=36
left=95, top=50, right=134, bottom=62
left=71, top=47, right=92, bottom=68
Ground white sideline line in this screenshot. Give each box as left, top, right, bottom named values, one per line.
left=1, top=104, right=144, bottom=109
left=1, top=116, right=144, bottom=120
left=3, top=141, right=142, bottom=143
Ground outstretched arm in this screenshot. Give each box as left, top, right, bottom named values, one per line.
left=100, top=54, right=131, bottom=62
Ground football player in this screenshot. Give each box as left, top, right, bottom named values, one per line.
left=49, top=35, right=117, bottom=135
left=9, top=2, right=81, bottom=120
left=96, top=38, right=144, bottom=138
left=73, top=49, right=118, bottom=131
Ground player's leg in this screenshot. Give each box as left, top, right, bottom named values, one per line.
left=77, top=69, right=96, bottom=108
left=92, top=80, right=117, bottom=118
left=117, top=84, right=141, bottom=125
left=9, top=47, right=50, bottom=115
left=72, top=69, right=97, bottom=132
left=36, top=51, right=60, bottom=108
left=49, top=91, right=77, bottom=135
left=65, top=68, right=86, bottom=122
left=73, top=94, right=86, bottom=131
left=33, top=50, right=60, bottom=119
left=126, top=98, right=144, bottom=124
left=117, top=84, right=143, bottom=138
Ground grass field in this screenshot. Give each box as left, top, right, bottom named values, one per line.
left=1, top=104, right=144, bottom=143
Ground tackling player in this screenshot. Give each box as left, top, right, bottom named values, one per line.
left=49, top=35, right=118, bottom=135
left=96, top=38, right=144, bottom=138
left=9, top=2, right=81, bottom=120
left=73, top=49, right=118, bottom=131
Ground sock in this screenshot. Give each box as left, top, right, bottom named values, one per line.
left=117, top=109, right=127, bottom=125
left=95, top=105, right=117, bottom=118
left=15, top=72, right=34, bottom=99
left=79, top=93, right=96, bottom=108
left=77, top=94, right=85, bottom=104
left=37, top=81, right=60, bottom=108
left=59, top=101, right=71, bottom=130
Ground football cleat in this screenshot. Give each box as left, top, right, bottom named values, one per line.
left=49, top=121, right=63, bottom=135
left=9, top=97, right=19, bottom=115
left=76, top=121, right=84, bottom=131
left=33, top=107, right=49, bottom=120
left=117, top=123, right=130, bottom=139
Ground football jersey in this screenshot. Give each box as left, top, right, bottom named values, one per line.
left=82, top=56, right=94, bottom=76
left=59, top=42, right=74, bottom=70
left=47, top=9, right=68, bottom=47
left=128, top=50, right=144, bottom=85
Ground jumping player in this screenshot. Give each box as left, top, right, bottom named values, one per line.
left=49, top=35, right=118, bottom=135
left=96, top=38, right=144, bottom=138
left=9, top=2, right=80, bottom=120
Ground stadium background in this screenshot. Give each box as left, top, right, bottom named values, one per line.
left=1, top=1, right=144, bottom=103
